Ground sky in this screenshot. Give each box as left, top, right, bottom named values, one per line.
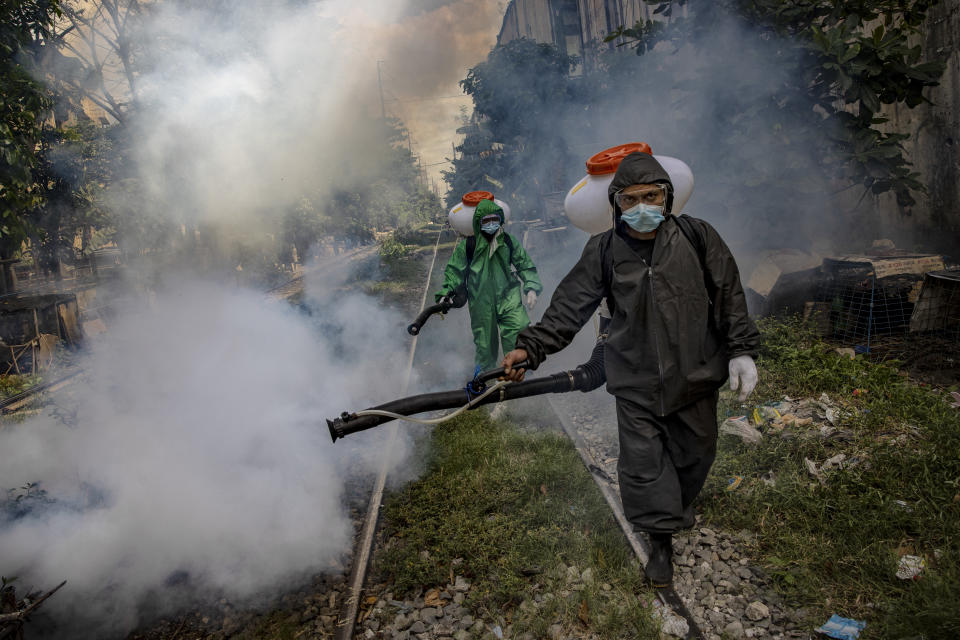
left=333, top=0, right=508, bottom=190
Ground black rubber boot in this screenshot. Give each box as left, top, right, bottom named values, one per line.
left=644, top=533, right=673, bottom=587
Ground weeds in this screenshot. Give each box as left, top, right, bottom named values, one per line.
left=377, top=410, right=659, bottom=638
left=704, top=317, right=960, bottom=638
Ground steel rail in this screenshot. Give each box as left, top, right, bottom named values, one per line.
left=0, top=369, right=84, bottom=415
left=334, top=228, right=445, bottom=640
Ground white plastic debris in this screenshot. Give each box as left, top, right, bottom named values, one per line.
left=720, top=416, right=762, bottom=444
left=896, top=555, right=925, bottom=580
left=821, top=453, right=846, bottom=472
left=805, top=458, right=825, bottom=484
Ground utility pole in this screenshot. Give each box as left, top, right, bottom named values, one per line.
left=376, top=60, right=386, bottom=121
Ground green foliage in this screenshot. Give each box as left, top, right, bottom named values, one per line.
left=379, top=410, right=659, bottom=638
left=0, top=0, right=61, bottom=251
left=703, top=317, right=960, bottom=638
left=445, top=39, right=582, bottom=216
left=608, top=0, right=944, bottom=210
left=291, top=118, right=441, bottom=254
left=377, top=231, right=409, bottom=264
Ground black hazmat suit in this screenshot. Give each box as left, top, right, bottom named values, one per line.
left=515, top=153, right=760, bottom=534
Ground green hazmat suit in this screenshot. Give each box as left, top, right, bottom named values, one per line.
left=436, top=199, right=543, bottom=371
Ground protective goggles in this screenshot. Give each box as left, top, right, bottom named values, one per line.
left=613, top=184, right=668, bottom=210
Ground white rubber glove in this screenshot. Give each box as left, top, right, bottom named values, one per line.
left=525, top=290, right=537, bottom=310
left=728, top=355, right=758, bottom=401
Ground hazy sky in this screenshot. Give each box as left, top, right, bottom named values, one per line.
left=335, top=0, right=507, bottom=189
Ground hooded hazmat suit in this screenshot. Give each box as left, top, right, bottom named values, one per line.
left=513, top=152, right=760, bottom=535
left=436, top=199, right=542, bottom=371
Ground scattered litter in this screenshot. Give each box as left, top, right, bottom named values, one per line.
left=948, top=391, right=960, bottom=409
left=491, top=624, right=504, bottom=639
left=896, top=555, right=925, bottom=580
left=805, top=454, right=846, bottom=485
left=752, top=407, right=764, bottom=425
left=776, top=413, right=812, bottom=428
left=760, top=471, right=776, bottom=487
left=893, top=500, right=913, bottom=512
left=726, top=476, right=744, bottom=491
left=822, top=428, right=856, bottom=443
left=821, top=453, right=846, bottom=472
left=834, top=347, right=856, bottom=359
left=652, top=600, right=690, bottom=637
left=825, top=407, right=839, bottom=425
left=816, top=614, right=866, bottom=639
left=852, top=388, right=868, bottom=397
left=804, top=458, right=824, bottom=484
left=758, top=406, right=782, bottom=421
left=720, top=416, right=762, bottom=444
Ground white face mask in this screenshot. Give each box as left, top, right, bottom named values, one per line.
left=480, top=220, right=501, bottom=235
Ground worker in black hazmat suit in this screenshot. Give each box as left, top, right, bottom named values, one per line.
left=501, top=152, right=760, bottom=587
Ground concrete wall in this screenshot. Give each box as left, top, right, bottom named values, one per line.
left=872, top=0, right=960, bottom=254
left=498, top=0, right=653, bottom=60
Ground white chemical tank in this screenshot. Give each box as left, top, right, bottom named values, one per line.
left=564, top=143, right=694, bottom=235
left=448, top=191, right=512, bottom=237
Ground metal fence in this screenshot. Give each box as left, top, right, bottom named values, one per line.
left=810, top=259, right=959, bottom=354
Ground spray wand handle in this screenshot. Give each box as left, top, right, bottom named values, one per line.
left=472, top=361, right=531, bottom=387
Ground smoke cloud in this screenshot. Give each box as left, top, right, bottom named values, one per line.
left=2, top=0, right=496, bottom=635
left=0, top=280, right=424, bottom=635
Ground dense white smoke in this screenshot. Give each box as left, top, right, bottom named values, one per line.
left=1, top=0, right=494, bottom=636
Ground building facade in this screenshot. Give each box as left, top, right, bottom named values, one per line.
left=498, top=0, right=656, bottom=70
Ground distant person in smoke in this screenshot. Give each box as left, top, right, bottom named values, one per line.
left=500, top=152, right=760, bottom=587
left=435, top=198, right=542, bottom=375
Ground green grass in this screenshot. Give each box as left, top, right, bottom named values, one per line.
left=702, top=318, right=960, bottom=639
left=377, top=410, right=660, bottom=638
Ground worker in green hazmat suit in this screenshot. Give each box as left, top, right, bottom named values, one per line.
left=436, top=198, right=543, bottom=374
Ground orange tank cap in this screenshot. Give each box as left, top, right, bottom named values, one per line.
left=462, top=191, right=495, bottom=206
left=585, top=143, right=653, bottom=175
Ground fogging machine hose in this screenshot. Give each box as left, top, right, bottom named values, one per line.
left=327, top=340, right=606, bottom=442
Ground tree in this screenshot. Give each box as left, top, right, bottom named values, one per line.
left=47, top=0, right=144, bottom=124
left=447, top=39, right=583, bottom=217
left=606, top=0, right=945, bottom=211
left=0, top=0, right=61, bottom=256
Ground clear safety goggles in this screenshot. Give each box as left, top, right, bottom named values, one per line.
left=614, top=184, right=667, bottom=210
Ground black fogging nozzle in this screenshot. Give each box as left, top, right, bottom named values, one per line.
left=327, top=412, right=354, bottom=442
left=327, top=418, right=340, bottom=442
left=407, top=300, right=458, bottom=336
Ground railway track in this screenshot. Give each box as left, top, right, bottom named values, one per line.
left=335, top=228, right=447, bottom=640
left=548, top=395, right=703, bottom=639
left=0, top=368, right=84, bottom=416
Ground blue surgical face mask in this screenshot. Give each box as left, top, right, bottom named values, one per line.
left=480, top=221, right=501, bottom=235
left=620, top=203, right=665, bottom=233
